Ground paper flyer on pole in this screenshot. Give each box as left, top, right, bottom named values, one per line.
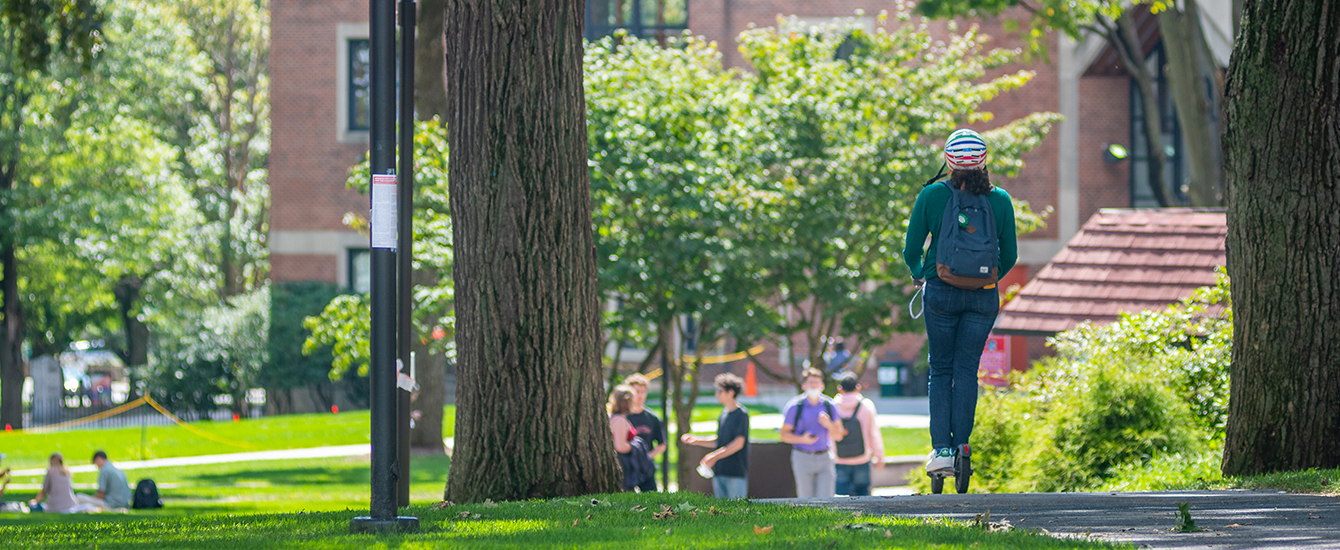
left=371, top=173, right=398, bottom=249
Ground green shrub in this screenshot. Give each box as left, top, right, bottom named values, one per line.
left=1100, top=448, right=1224, bottom=492
left=1012, top=362, right=1205, bottom=492
left=907, top=273, right=1231, bottom=494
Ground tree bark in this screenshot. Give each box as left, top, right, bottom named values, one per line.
left=1158, top=0, right=1225, bottom=207
left=410, top=338, right=447, bottom=452
left=0, top=238, right=22, bottom=428
left=113, top=275, right=149, bottom=398
left=443, top=0, right=622, bottom=501
left=1221, top=0, right=1340, bottom=475
left=415, top=0, right=449, bottom=123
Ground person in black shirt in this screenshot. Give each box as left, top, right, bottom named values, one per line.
left=623, top=374, right=667, bottom=492
left=681, top=373, right=750, bottom=499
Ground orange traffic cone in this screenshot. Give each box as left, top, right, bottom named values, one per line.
left=745, top=362, right=758, bottom=397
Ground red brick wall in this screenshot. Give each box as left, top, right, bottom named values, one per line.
left=272, top=255, right=339, bottom=283
left=1078, top=75, right=1132, bottom=219
left=271, top=0, right=373, bottom=283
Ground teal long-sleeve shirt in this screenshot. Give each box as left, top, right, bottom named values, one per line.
left=902, top=182, right=1018, bottom=282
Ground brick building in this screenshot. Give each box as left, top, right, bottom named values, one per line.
left=269, top=0, right=1234, bottom=393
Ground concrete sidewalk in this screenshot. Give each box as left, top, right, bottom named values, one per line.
left=775, top=490, right=1340, bottom=549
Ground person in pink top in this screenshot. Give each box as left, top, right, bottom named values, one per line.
left=29, top=452, right=97, bottom=513
left=832, top=373, right=885, bottom=496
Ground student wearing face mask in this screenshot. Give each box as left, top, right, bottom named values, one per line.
left=780, top=368, right=846, bottom=498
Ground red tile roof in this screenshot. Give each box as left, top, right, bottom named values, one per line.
left=995, top=208, right=1226, bottom=335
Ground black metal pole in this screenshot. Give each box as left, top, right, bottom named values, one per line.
left=395, top=0, right=416, bottom=510
left=351, top=0, right=416, bottom=533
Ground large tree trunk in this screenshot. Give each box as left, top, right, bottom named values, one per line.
left=1221, top=0, right=1340, bottom=476
left=0, top=238, right=21, bottom=429
left=414, top=0, right=449, bottom=122
left=443, top=0, right=622, bottom=502
left=114, top=275, right=150, bottom=398
left=1158, top=0, right=1224, bottom=207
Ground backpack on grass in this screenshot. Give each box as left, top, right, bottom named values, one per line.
left=132, top=478, right=163, bottom=509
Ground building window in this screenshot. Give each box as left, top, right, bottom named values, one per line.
left=1129, top=43, right=1188, bottom=207
left=349, top=248, right=371, bottom=294
left=584, top=0, right=688, bottom=41
left=348, top=39, right=371, bottom=132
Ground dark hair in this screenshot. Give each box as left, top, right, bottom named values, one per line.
left=714, top=373, right=744, bottom=398
left=801, top=368, right=825, bottom=383
left=92, top=450, right=108, bottom=462
left=837, top=373, right=860, bottom=392
left=950, top=168, right=992, bottom=195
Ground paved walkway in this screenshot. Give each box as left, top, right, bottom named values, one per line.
left=8, top=444, right=370, bottom=478
left=775, top=491, right=1340, bottom=549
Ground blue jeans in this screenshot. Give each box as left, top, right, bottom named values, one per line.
left=712, top=476, right=749, bottom=499
left=834, top=463, right=872, bottom=496
left=924, top=278, right=999, bottom=450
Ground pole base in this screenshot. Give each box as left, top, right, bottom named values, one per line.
left=350, top=516, right=419, bottom=534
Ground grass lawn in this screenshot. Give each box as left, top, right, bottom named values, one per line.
left=0, top=408, right=461, bottom=469
left=0, top=491, right=1124, bottom=549
left=0, top=455, right=452, bottom=520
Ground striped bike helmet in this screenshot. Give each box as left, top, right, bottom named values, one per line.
left=944, top=129, right=988, bottom=170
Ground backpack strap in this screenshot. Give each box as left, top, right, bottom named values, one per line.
left=923, top=161, right=948, bottom=188
left=844, top=400, right=861, bottom=420
left=791, top=398, right=805, bottom=428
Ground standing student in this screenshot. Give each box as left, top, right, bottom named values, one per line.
left=622, top=374, right=667, bottom=492
left=76, top=450, right=132, bottom=510
left=832, top=373, right=885, bottom=496
left=780, top=368, right=845, bottom=498
left=681, top=373, right=750, bottom=499
left=902, top=129, right=1017, bottom=475
left=608, top=386, right=655, bottom=492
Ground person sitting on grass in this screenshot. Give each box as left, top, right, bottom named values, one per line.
left=30, top=452, right=98, bottom=513
left=681, top=373, right=750, bottom=499
left=76, top=450, right=131, bottom=511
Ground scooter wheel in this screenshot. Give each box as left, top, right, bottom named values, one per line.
left=930, top=475, right=944, bottom=494
left=955, top=445, right=972, bottom=494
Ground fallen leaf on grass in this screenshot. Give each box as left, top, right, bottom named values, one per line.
left=573, top=519, right=579, bottom=527
left=754, top=525, right=773, bottom=535
left=586, top=514, right=593, bottom=520
left=482, top=499, right=497, bottom=508
left=884, top=530, right=892, bottom=538
left=458, top=511, right=471, bottom=518
left=431, top=501, right=455, bottom=509
left=665, top=528, right=673, bottom=535
left=631, top=505, right=647, bottom=512
left=653, top=506, right=678, bottom=520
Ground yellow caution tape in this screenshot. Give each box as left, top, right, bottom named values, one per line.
left=23, top=397, right=148, bottom=434
left=142, top=395, right=256, bottom=450
left=681, top=345, right=766, bottom=365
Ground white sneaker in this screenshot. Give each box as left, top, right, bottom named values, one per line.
left=926, top=447, right=954, bottom=472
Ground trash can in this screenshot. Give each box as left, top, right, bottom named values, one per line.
left=680, top=441, right=797, bottom=498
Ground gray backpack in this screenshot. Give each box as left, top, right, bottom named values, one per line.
left=935, top=182, right=998, bottom=289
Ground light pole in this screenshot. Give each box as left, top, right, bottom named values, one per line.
left=350, top=0, right=418, bottom=533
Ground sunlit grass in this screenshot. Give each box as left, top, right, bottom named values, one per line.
left=0, top=491, right=1125, bottom=549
